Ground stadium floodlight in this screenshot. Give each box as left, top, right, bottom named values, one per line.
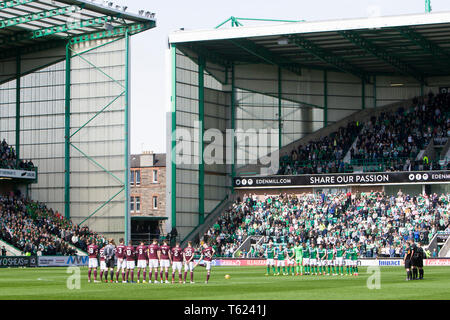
left=390, top=83, right=404, bottom=87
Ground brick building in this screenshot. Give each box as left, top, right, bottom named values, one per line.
left=130, top=152, right=167, bottom=242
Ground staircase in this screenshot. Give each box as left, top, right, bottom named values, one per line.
left=181, top=194, right=235, bottom=247
left=0, top=239, right=24, bottom=256
left=233, top=235, right=263, bottom=257
left=438, top=231, right=450, bottom=257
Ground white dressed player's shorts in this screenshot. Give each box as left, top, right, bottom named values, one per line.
left=160, top=259, right=170, bottom=268
left=172, top=261, right=182, bottom=272
left=266, top=258, right=274, bottom=266
left=345, top=259, right=352, bottom=266
left=88, top=258, right=98, bottom=268
left=116, top=258, right=125, bottom=270
left=126, top=260, right=135, bottom=269
left=203, top=261, right=211, bottom=271
left=100, top=260, right=107, bottom=270
left=148, top=259, right=159, bottom=268
left=288, top=259, right=295, bottom=265
left=137, top=259, right=147, bottom=268
left=184, top=261, right=194, bottom=272
left=309, top=258, right=317, bottom=266
left=336, top=257, right=344, bottom=266
left=327, top=260, right=334, bottom=266
left=276, top=260, right=285, bottom=267
left=303, top=258, right=310, bottom=265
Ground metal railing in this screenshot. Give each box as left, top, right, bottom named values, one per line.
left=278, top=157, right=449, bottom=174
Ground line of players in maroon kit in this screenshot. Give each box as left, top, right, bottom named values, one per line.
left=87, top=238, right=215, bottom=284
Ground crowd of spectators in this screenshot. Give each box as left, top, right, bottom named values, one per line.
left=204, top=191, right=449, bottom=258
left=278, top=121, right=361, bottom=175
left=351, top=92, right=450, bottom=171
left=0, top=192, right=106, bottom=256
left=277, top=92, right=450, bottom=176
left=0, top=138, right=34, bottom=170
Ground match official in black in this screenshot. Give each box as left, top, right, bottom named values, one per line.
left=416, top=242, right=425, bottom=280
left=404, top=241, right=413, bottom=281
left=410, top=240, right=419, bottom=280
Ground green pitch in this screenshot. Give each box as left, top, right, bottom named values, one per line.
left=0, top=266, right=449, bottom=300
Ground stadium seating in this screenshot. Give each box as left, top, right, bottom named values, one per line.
left=203, top=192, right=449, bottom=258
left=0, top=194, right=106, bottom=256
left=278, top=121, right=360, bottom=175
left=0, top=138, right=34, bottom=170
left=278, top=92, right=450, bottom=175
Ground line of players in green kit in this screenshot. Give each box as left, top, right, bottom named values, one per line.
left=264, top=240, right=359, bottom=276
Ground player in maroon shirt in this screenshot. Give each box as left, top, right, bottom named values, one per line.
left=87, top=241, right=99, bottom=283
left=125, top=241, right=136, bottom=283
left=196, top=242, right=215, bottom=284
left=99, top=245, right=106, bottom=282
left=136, top=241, right=148, bottom=283
left=115, top=238, right=127, bottom=283
left=147, top=239, right=160, bottom=283
left=183, top=241, right=195, bottom=283
left=171, top=242, right=183, bottom=284
left=159, top=239, right=171, bottom=283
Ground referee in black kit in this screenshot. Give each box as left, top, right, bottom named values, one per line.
left=412, top=242, right=425, bottom=280
left=404, top=240, right=414, bottom=281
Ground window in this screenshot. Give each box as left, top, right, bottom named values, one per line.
left=130, top=196, right=135, bottom=212
left=136, top=196, right=141, bottom=212
left=153, top=196, right=158, bottom=209
left=153, top=170, right=158, bottom=183
left=130, top=170, right=135, bottom=185
left=136, top=170, right=141, bottom=185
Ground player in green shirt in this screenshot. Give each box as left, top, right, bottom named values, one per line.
left=317, top=244, right=327, bottom=275
left=293, top=241, right=303, bottom=275
left=286, top=243, right=295, bottom=276
left=345, top=244, right=353, bottom=276
left=264, top=241, right=276, bottom=276
left=351, top=245, right=359, bottom=276
left=335, top=242, right=345, bottom=276
left=276, top=245, right=287, bottom=275
left=302, top=242, right=310, bottom=275
left=326, top=244, right=335, bottom=276
left=309, top=243, right=318, bottom=275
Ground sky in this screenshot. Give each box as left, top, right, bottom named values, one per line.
left=110, top=0, right=450, bottom=154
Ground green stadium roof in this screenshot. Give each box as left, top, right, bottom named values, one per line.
left=0, top=0, right=155, bottom=57
left=170, top=11, right=450, bottom=82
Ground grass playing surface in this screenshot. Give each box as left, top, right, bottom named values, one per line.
left=0, top=266, right=449, bottom=300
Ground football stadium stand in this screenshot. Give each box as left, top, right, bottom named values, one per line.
left=278, top=92, right=450, bottom=175
left=0, top=194, right=106, bottom=256
left=203, top=192, right=450, bottom=258
left=0, top=139, right=34, bottom=171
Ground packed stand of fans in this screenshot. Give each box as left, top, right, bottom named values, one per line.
left=351, top=92, right=450, bottom=172
left=0, top=192, right=106, bottom=256
left=278, top=121, right=361, bottom=175
left=204, top=191, right=449, bottom=258
left=0, top=138, right=35, bottom=170
left=277, top=92, right=449, bottom=176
